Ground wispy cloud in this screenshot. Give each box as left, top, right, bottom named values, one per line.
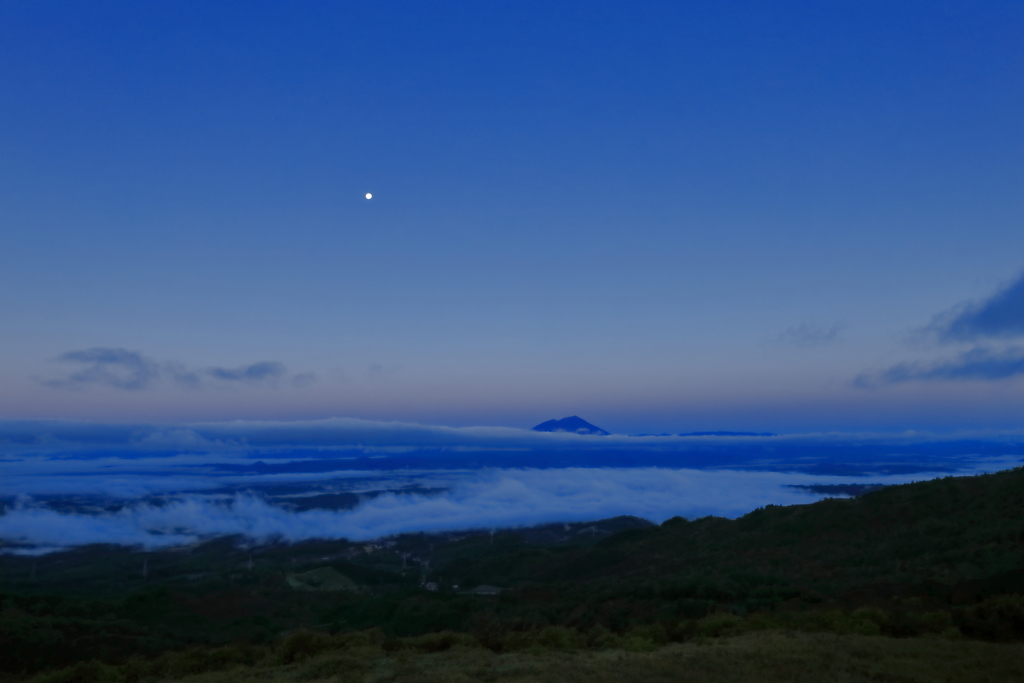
left=43, top=348, right=160, bottom=390
left=856, top=270, right=1024, bottom=387
left=291, top=372, right=317, bottom=387
left=929, top=271, right=1024, bottom=342
left=41, top=348, right=309, bottom=391
left=164, top=362, right=202, bottom=387
left=854, top=346, right=1024, bottom=386
left=778, top=323, right=843, bottom=346
left=367, top=362, right=401, bottom=378
left=207, top=361, right=286, bottom=382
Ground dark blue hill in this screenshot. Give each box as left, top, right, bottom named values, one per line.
left=532, top=416, right=609, bottom=435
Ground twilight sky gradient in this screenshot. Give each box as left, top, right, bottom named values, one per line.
left=2, top=1, right=1024, bottom=433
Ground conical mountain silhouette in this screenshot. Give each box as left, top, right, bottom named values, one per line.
left=531, top=416, right=609, bottom=435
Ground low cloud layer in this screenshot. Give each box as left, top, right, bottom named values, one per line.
left=7, top=416, right=1021, bottom=468
left=0, top=467, right=964, bottom=552
left=2, top=415, right=1019, bottom=552
left=41, top=348, right=308, bottom=390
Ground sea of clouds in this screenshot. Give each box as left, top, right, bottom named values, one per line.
left=0, top=466, right=999, bottom=553
left=1, top=418, right=1021, bottom=553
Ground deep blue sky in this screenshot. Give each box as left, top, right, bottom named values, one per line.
left=2, top=1, right=1023, bottom=432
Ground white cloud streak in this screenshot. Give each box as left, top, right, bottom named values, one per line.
left=0, top=466, right=978, bottom=553
left=38, top=349, right=308, bottom=392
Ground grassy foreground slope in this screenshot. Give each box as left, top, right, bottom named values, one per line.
left=23, top=631, right=1024, bottom=683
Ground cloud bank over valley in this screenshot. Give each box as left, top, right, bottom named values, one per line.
left=2, top=467, right=998, bottom=554
left=1, top=418, right=1021, bottom=553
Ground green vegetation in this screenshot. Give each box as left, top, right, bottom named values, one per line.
left=4, top=467, right=1024, bottom=681
left=15, top=630, right=1024, bottom=683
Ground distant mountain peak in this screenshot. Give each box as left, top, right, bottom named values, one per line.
left=532, top=416, right=609, bottom=436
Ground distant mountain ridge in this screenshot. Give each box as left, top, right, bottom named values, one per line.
left=681, top=430, right=776, bottom=437
left=532, top=416, right=609, bottom=435
left=637, top=431, right=777, bottom=437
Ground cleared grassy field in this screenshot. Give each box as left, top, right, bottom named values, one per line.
left=33, top=631, right=1024, bottom=683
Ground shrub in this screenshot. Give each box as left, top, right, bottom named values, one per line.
left=617, top=623, right=669, bottom=652
left=28, top=660, right=117, bottom=683
left=295, top=655, right=366, bottom=681
left=620, top=635, right=658, bottom=652
left=586, top=624, right=620, bottom=649
left=958, top=594, right=1024, bottom=641
left=533, top=626, right=585, bottom=650
left=117, top=657, right=146, bottom=683
left=627, top=623, right=669, bottom=646
left=677, top=599, right=712, bottom=619
left=696, top=613, right=744, bottom=638
left=501, top=626, right=585, bottom=651
left=918, top=610, right=954, bottom=634
left=394, top=631, right=480, bottom=653
left=741, top=612, right=783, bottom=633
left=803, top=610, right=849, bottom=634
left=848, top=608, right=884, bottom=636
left=335, top=628, right=384, bottom=649
left=470, top=613, right=508, bottom=652
left=162, top=644, right=258, bottom=677
left=278, top=630, right=337, bottom=664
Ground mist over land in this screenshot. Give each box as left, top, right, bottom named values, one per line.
left=2, top=417, right=1020, bottom=553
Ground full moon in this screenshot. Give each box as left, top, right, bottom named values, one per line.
left=365, top=193, right=372, bottom=199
